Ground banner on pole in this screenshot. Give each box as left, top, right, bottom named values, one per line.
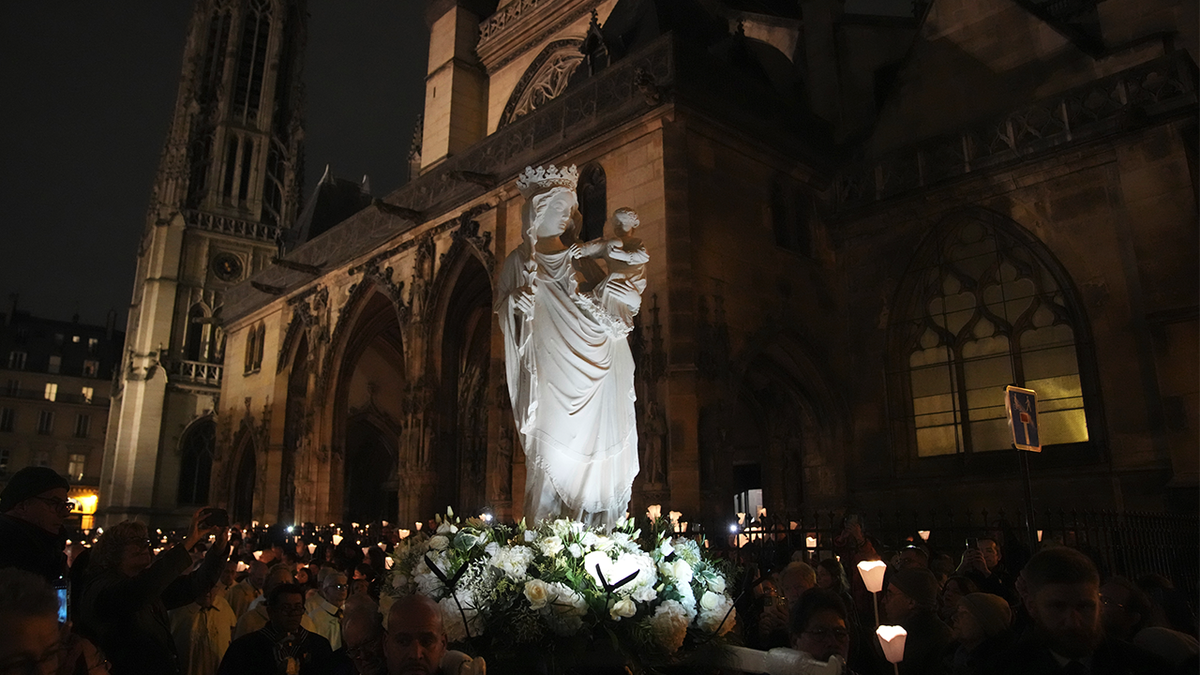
left=1005, top=385, right=1040, bottom=452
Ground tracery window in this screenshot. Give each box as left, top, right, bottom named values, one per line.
left=177, top=419, right=215, bottom=505
left=234, top=0, right=272, bottom=122
left=891, top=215, right=1091, bottom=457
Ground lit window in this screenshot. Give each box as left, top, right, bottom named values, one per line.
left=74, top=414, right=90, bottom=439
left=48, top=356, right=61, bottom=374
left=87, top=338, right=99, bottom=354
left=68, top=453, right=86, bottom=479
left=7, top=352, right=26, bottom=370
left=44, top=383, right=58, bottom=402
left=37, top=411, right=54, bottom=435
left=0, top=409, right=13, bottom=432
left=81, top=387, right=93, bottom=404
left=83, top=360, right=99, bottom=377
left=891, top=218, right=1090, bottom=457
left=72, top=335, right=80, bottom=343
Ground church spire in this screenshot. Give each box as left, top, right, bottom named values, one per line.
left=100, top=0, right=307, bottom=527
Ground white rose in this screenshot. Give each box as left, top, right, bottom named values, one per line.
left=700, top=590, right=721, bottom=611
left=428, top=535, right=449, bottom=551
left=708, top=574, right=726, bottom=594
left=610, top=598, right=637, bottom=621
left=632, top=585, right=658, bottom=603
left=650, top=600, right=689, bottom=653
left=539, top=535, right=564, bottom=557
left=523, top=530, right=538, bottom=543
left=568, top=543, right=583, bottom=558
left=582, top=532, right=599, bottom=548
left=524, top=579, right=550, bottom=610
left=673, top=559, right=693, bottom=585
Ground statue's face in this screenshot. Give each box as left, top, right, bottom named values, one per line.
left=535, top=190, right=577, bottom=239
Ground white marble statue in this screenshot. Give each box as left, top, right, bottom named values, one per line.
left=494, top=165, right=647, bottom=528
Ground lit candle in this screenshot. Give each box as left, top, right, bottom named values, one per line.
left=918, top=530, right=930, bottom=541
left=307, top=543, right=316, bottom=555
left=876, top=625, right=907, bottom=663
left=805, top=536, right=818, bottom=549
left=398, top=529, right=411, bottom=539
left=857, top=560, right=888, bottom=593
left=332, top=534, right=343, bottom=546
left=647, top=504, right=662, bottom=520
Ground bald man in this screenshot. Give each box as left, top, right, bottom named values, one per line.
left=386, top=595, right=448, bottom=675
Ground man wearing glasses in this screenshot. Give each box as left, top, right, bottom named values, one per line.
left=218, top=583, right=333, bottom=674
left=0, top=466, right=72, bottom=586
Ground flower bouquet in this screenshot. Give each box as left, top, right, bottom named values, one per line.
left=385, top=508, right=739, bottom=674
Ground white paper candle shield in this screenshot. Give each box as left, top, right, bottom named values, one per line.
left=857, top=560, right=888, bottom=593
left=876, top=625, right=908, bottom=663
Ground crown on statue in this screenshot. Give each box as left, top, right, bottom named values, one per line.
left=517, top=164, right=579, bottom=197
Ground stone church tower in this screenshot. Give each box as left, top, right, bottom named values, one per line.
left=99, top=0, right=306, bottom=526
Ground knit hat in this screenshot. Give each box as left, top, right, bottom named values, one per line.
left=0, top=467, right=70, bottom=512
left=888, top=567, right=939, bottom=608
left=958, top=593, right=1012, bottom=637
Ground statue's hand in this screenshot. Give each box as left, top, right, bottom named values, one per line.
left=513, top=286, right=536, bottom=315
left=567, top=243, right=585, bottom=259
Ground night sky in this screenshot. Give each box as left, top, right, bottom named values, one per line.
left=0, top=2, right=427, bottom=327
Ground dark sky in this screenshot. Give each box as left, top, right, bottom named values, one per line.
left=0, top=2, right=427, bottom=327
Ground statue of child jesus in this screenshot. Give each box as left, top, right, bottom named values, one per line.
left=569, top=207, right=649, bottom=336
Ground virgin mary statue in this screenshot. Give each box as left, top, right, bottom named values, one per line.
left=494, top=165, right=644, bottom=528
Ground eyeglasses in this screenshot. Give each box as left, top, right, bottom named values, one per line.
left=33, top=496, right=76, bottom=513
left=803, top=627, right=850, bottom=641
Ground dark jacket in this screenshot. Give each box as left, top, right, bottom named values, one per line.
left=898, top=608, right=953, bottom=675
left=77, top=542, right=226, bottom=675
left=963, top=564, right=1017, bottom=605
left=945, top=630, right=1017, bottom=675
left=0, top=512, right=66, bottom=585
left=218, top=626, right=334, bottom=675
left=987, top=634, right=1172, bottom=675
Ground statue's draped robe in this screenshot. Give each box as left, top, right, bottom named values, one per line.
left=495, top=244, right=638, bottom=527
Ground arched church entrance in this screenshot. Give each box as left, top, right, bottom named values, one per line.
left=701, top=333, right=840, bottom=526
left=231, top=436, right=256, bottom=525
left=332, top=290, right=406, bottom=524
left=344, top=416, right=398, bottom=524
left=433, top=253, right=492, bottom=516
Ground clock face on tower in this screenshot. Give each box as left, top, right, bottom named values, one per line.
left=211, top=252, right=244, bottom=282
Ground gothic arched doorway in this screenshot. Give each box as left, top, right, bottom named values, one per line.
left=332, top=290, right=406, bottom=524
left=434, top=253, right=492, bottom=516
left=344, top=416, right=398, bottom=524
left=231, top=439, right=256, bottom=526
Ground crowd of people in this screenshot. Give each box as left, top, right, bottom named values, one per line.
left=0, top=466, right=480, bottom=675
left=1, top=463, right=1197, bottom=675
left=735, top=513, right=1199, bottom=674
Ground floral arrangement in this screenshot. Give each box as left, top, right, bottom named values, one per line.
left=385, top=507, right=738, bottom=673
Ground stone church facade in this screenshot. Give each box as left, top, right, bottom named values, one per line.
left=104, top=0, right=1197, bottom=528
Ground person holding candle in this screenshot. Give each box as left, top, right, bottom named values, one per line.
left=881, top=567, right=952, bottom=675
